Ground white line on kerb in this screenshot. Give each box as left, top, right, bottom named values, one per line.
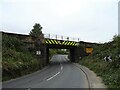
left=60, top=63, right=63, bottom=70
left=46, top=72, right=60, bottom=81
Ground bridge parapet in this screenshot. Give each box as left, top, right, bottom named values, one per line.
left=44, top=33, right=80, bottom=42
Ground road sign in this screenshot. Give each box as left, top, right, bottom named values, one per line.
left=36, top=51, right=41, bottom=55
left=86, top=48, right=93, bottom=54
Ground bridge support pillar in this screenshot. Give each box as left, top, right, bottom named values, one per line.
left=70, top=47, right=81, bottom=62
left=39, top=46, right=49, bottom=66
left=70, top=48, right=75, bottom=62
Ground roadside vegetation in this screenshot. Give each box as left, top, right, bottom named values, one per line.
left=2, top=23, right=44, bottom=81
left=79, top=35, right=120, bottom=88
left=2, top=34, right=43, bottom=81
left=2, top=23, right=67, bottom=81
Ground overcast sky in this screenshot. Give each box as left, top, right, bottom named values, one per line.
left=0, top=0, right=119, bottom=43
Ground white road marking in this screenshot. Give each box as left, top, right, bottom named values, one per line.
left=46, top=72, right=60, bottom=81
left=27, top=88, right=31, bottom=90
left=60, top=63, right=63, bottom=70
left=46, top=59, right=63, bottom=81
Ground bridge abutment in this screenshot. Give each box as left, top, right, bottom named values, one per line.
left=70, top=47, right=81, bottom=62
left=40, top=46, right=82, bottom=65
left=40, top=46, right=49, bottom=66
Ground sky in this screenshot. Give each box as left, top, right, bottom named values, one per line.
left=0, top=0, right=119, bottom=43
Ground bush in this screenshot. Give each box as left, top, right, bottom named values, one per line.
left=2, top=34, right=25, bottom=52
left=2, top=34, right=43, bottom=81
left=79, top=35, right=120, bottom=88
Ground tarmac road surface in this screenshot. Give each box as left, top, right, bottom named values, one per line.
left=2, top=55, right=89, bottom=89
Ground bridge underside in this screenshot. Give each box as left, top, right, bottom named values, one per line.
left=39, top=39, right=83, bottom=65
left=44, top=46, right=79, bottom=63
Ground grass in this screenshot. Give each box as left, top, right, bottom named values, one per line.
left=2, top=49, right=43, bottom=81
left=79, top=56, right=120, bottom=88
left=2, top=34, right=44, bottom=81
left=79, top=35, right=120, bottom=88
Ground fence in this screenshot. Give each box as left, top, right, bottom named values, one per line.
left=44, top=33, right=80, bottom=42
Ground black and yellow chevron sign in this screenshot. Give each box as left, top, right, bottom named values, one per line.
left=45, top=39, right=78, bottom=46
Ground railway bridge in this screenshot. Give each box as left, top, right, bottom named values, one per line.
left=2, top=32, right=94, bottom=65
left=37, top=34, right=82, bottom=65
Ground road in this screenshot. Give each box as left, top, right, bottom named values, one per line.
left=3, top=55, right=89, bottom=88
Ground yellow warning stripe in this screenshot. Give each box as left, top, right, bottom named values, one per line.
left=45, top=39, right=78, bottom=46
left=64, top=41, right=68, bottom=45
left=74, top=42, right=76, bottom=46
left=51, top=39, right=55, bottom=44
left=74, top=42, right=77, bottom=46
left=62, top=41, right=66, bottom=45
left=58, top=41, right=61, bottom=44
left=75, top=43, right=77, bottom=46
left=72, top=42, right=75, bottom=46
left=45, top=40, right=49, bottom=44
left=54, top=40, right=58, bottom=44
left=48, top=39, right=52, bottom=44
left=67, top=42, right=71, bottom=45
left=70, top=42, right=73, bottom=45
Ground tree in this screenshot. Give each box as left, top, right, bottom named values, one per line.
left=29, top=23, right=44, bottom=50
left=29, top=23, right=43, bottom=40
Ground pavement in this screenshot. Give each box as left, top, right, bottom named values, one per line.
left=73, top=63, right=107, bottom=88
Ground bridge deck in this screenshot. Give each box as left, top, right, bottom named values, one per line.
left=45, top=39, right=78, bottom=46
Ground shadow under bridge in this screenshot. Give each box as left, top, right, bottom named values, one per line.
left=37, top=34, right=82, bottom=65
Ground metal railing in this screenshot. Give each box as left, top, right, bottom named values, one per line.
left=44, top=33, right=80, bottom=42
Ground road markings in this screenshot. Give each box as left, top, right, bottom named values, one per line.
left=46, top=62, right=63, bottom=81
left=27, top=88, right=31, bottom=90
left=60, top=63, right=63, bottom=70
left=46, top=72, right=60, bottom=81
